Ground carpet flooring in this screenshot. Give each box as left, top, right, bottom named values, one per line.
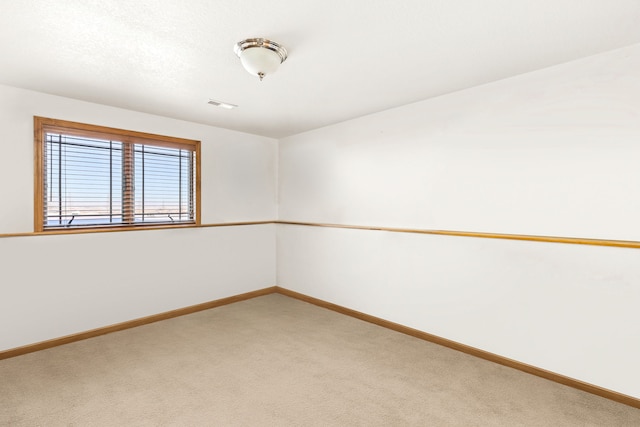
left=1, top=293, right=639, bottom=426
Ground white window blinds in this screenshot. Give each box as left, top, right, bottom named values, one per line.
left=36, top=118, right=199, bottom=231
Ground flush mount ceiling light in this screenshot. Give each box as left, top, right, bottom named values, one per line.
left=234, top=38, right=287, bottom=81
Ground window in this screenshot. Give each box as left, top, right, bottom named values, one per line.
left=34, top=117, right=200, bottom=232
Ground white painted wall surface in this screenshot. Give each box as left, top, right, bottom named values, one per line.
left=0, top=224, right=275, bottom=351
left=277, top=44, right=640, bottom=398
left=280, top=44, right=640, bottom=241
left=0, top=85, right=277, bottom=351
left=277, top=224, right=640, bottom=398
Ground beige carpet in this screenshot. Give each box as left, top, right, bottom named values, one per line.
left=1, top=293, right=638, bottom=426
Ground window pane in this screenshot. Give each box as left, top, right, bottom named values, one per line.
left=134, top=144, right=194, bottom=224
left=42, top=133, right=195, bottom=229
left=44, top=134, right=124, bottom=227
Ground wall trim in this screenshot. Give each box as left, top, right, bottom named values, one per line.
left=278, top=221, right=640, bottom=249
left=0, top=286, right=277, bottom=360
left=274, top=286, right=640, bottom=409
left=0, top=221, right=275, bottom=239
left=4, top=220, right=640, bottom=249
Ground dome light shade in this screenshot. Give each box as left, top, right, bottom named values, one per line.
left=234, top=38, right=287, bottom=81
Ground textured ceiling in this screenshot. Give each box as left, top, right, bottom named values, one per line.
left=0, top=1, right=639, bottom=138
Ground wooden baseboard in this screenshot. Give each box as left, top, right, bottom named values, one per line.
left=3, top=285, right=638, bottom=409
left=0, top=286, right=277, bottom=361
left=274, top=286, right=640, bottom=409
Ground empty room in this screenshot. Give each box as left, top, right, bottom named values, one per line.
left=1, top=1, right=639, bottom=425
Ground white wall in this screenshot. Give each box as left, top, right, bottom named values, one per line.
left=0, top=224, right=275, bottom=351
left=280, top=44, right=640, bottom=240
left=278, top=44, right=640, bottom=398
left=0, top=85, right=277, bottom=351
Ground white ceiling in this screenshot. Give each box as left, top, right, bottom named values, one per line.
left=0, top=1, right=639, bottom=138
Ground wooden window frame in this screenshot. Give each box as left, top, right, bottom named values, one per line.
left=34, top=117, right=201, bottom=233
